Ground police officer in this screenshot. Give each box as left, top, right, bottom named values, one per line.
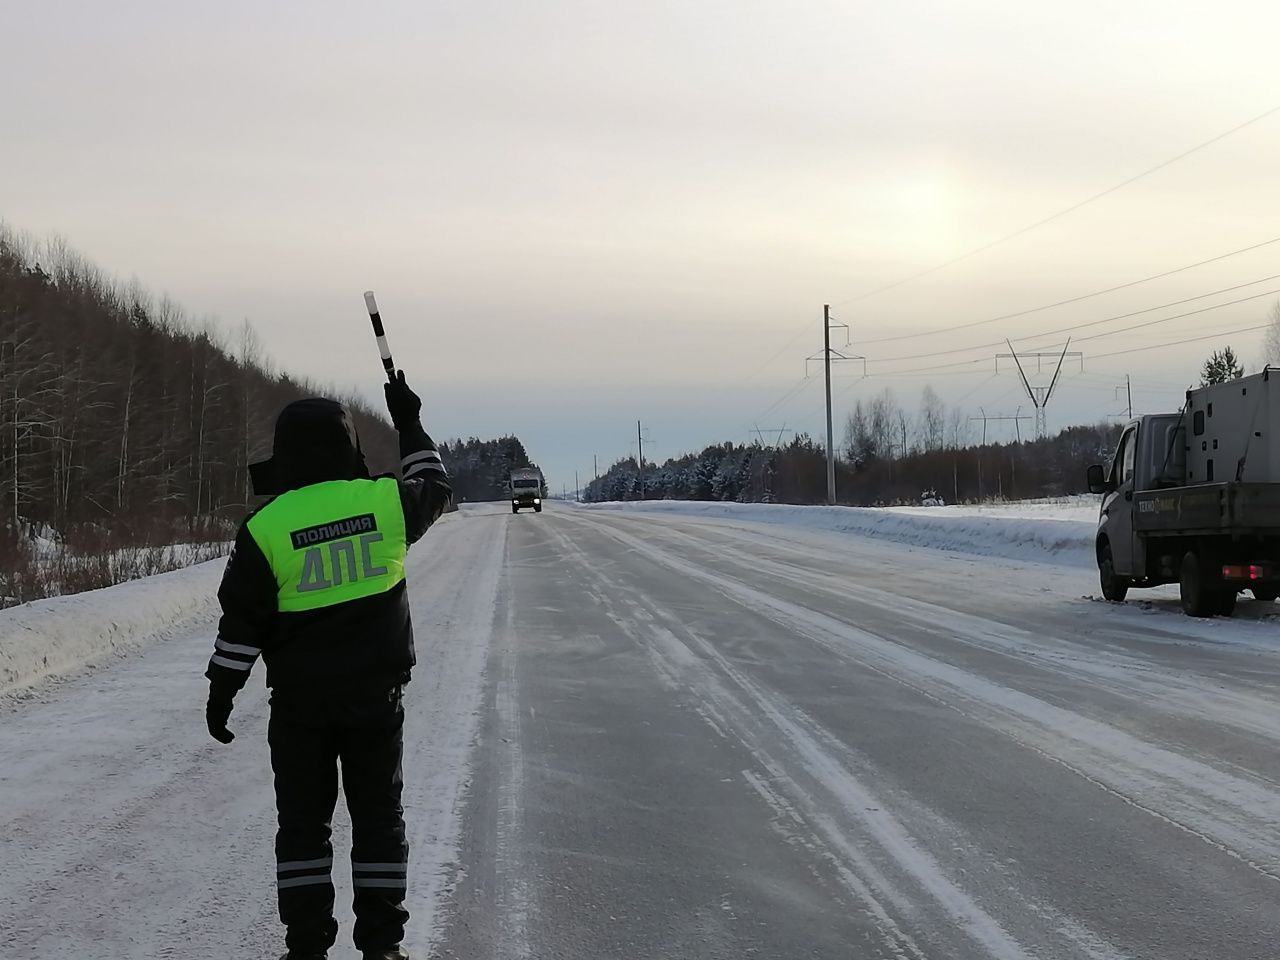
left=204, top=371, right=451, bottom=960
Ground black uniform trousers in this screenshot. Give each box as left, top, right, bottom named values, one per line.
left=268, top=686, right=409, bottom=954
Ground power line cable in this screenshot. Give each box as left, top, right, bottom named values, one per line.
left=832, top=103, right=1280, bottom=309
left=1072, top=373, right=1189, bottom=390
left=861, top=307, right=1270, bottom=376
left=739, top=308, right=849, bottom=418
left=857, top=236, right=1280, bottom=345
left=864, top=368, right=996, bottom=379
left=749, top=376, right=815, bottom=426
left=867, top=278, right=1280, bottom=365
left=745, top=282, right=1259, bottom=444
left=747, top=237, right=1280, bottom=417
left=750, top=303, right=1252, bottom=436
left=736, top=105, right=1280, bottom=403
left=1091, top=321, right=1271, bottom=360
left=955, top=373, right=1000, bottom=405
left=1059, top=288, right=1280, bottom=345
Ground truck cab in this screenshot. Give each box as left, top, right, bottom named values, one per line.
left=1089, top=414, right=1184, bottom=593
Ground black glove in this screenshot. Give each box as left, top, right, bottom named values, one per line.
left=206, top=689, right=236, bottom=744
left=384, top=370, right=422, bottom=430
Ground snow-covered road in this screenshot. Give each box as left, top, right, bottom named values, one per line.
left=4, top=502, right=1280, bottom=959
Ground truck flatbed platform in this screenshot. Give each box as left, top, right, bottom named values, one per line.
left=1134, top=481, right=1280, bottom=535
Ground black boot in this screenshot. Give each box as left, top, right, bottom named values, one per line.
left=362, top=949, right=409, bottom=960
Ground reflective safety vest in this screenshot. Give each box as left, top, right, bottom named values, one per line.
left=246, top=477, right=407, bottom=613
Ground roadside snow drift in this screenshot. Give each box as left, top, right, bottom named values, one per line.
left=0, top=558, right=225, bottom=696
left=579, top=499, right=1099, bottom=567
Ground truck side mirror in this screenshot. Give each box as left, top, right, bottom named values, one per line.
left=1086, top=464, right=1109, bottom=494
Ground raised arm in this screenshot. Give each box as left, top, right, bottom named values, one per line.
left=385, top=370, right=453, bottom=545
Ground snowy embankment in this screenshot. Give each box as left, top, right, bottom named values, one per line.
left=0, top=557, right=225, bottom=696
left=578, top=497, right=1100, bottom=568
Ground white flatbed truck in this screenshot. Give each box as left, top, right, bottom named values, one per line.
left=1087, top=370, right=1280, bottom=617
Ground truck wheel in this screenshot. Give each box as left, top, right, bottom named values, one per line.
left=1180, top=551, right=1218, bottom=618
left=1252, top=587, right=1278, bottom=603
left=1099, top=544, right=1129, bottom=602
left=512, top=505, right=519, bottom=514
left=534, top=504, right=542, bottom=513
left=1215, top=590, right=1239, bottom=617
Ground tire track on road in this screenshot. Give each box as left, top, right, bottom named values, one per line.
left=544, top=517, right=1126, bottom=960
left=569, top=512, right=1280, bottom=888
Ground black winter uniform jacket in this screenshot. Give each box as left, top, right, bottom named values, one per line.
left=205, top=422, right=451, bottom=700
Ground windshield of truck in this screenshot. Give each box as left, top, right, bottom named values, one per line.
left=513, top=479, right=540, bottom=488
left=1112, top=429, right=1133, bottom=485
left=1122, top=428, right=1137, bottom=484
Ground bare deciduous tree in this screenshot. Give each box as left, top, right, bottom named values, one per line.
left=1263, top=300, right=1280, bottom=367
left=895, top=406, right=912, bottom=458
left=946, top=405, right=971, bottom=449
left=0, top=225, right=400, bottom=551
left=920, top=386, right=945, bottom=451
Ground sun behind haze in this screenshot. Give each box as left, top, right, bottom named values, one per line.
left=4, top=0, right=1280, bottom=487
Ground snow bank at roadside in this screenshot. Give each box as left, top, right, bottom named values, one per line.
left=579, top=499, right=1099, bottom=568
left=0, top=557, right=225, bottom=696
left=884, top=495, right=1098, bottom=524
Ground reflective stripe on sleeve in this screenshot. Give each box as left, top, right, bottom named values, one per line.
left=402, top=450, right=442, bottom=469
left=210, top=654, right=253, bottom=671
left=404, top=461, right=446, bottom=478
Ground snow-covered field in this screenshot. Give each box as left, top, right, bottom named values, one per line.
left=578, top=496, right=1101, bottom=568
left=885, top=493, right=1098, bottom=523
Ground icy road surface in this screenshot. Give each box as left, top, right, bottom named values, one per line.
left=4, top=502, right=1280, bottom=959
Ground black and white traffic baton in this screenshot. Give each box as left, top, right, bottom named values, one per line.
left=363, top=290, right=397, bottom=383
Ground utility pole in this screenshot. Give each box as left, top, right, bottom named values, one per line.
left=1126, top=374, right=1133, bottom=419
left=824, top=305, right=835, bottom=505
left=803, top=306, right=861, bottom=505
left=637, top=419, right=644, bottom=500
left=575, top=470, right=579, bottom=502
left=594, top=454, right=598, bottom=480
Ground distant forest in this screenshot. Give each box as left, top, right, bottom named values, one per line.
left=582, top=346, right=1265, bottom=506
left=439, top=436, right=541, bottom=503
left=584, top=422, right=1123, bottom=506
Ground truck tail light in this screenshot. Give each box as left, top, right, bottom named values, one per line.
left=1222, top=564, right=1270, bottom=581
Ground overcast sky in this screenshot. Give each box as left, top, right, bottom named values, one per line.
left=5, top=1, right=1280, bottom=489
